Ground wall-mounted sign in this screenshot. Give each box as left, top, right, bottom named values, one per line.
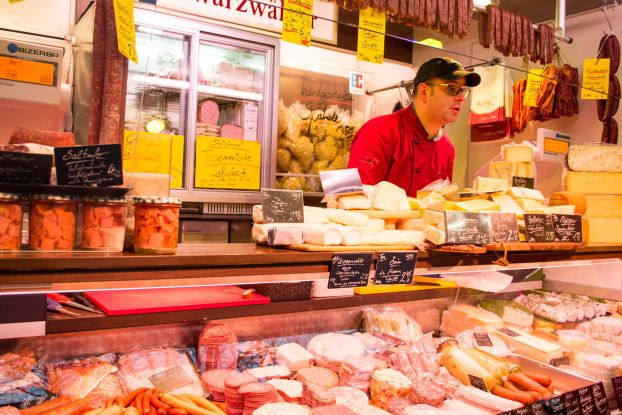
left=349, top=71, right=365, bottom=96
left=195, top=136, right=261, bottom=190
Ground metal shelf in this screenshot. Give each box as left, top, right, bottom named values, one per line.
left=196, top=85, right=263, bottom=102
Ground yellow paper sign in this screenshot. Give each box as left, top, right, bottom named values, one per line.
left=582, top=58, right=610, bottom=100
left=113, top=0, right=138, bottom=63
left=123, top=130, right=184, bottom=188
left=282, top=0, right=313, bottom=47
left=9, top=0, right=25, bottom=3
left=357, top=7, right=386, bottom=64
left=524, top=69, right=544, bottom=107
left=195, top=136, right=261, bottom=190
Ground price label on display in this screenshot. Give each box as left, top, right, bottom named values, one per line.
left=582, top=58, right=610, bottom=100
left=591, top=382, right=610, bottom=414
left=489, top=212, right=520, bottom=243
left=282, top=0, right=313, bottom=46
left=524, top=69, right=544, bottom=107
left=577, top=385, right=595, bottom=415
left=195, top=136, right=261, bottom=190
left=54, top=144, right=124, bottom=187
left=329, top=253, right=372, bottom=288
left=113, top=0, right=139, bottom=63
left=374, top=251, right=417, bottom=285
left=123, top=131, right=184, bottom=188
left=0, top=56, right=55, bottom=86
left=261, top=189, right=304, bottom=224
left=357, top=7, right=386, bottom=64
left=524, top=214, right=556, bottom=243
left=445, top=211, right=491, bottom=245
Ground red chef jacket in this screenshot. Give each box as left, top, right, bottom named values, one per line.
left=347, top=106, right=455, bottom=197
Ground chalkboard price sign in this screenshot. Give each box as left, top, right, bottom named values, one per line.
left=591, top=382, right=609, bottom=414
left=528, top=401, right=548, bottom=415
left=562, top=390, right=581, bottom=415
left=445, top=211, right=491, bottom=245
left=0, top=151, right=52, bottom=184
left=489, top=212, right=520, bottom=243
left=524, top=214, right=555, bottom=243
left=512, top=176, right=535, bottom=189
left=473, top=332, right=493, bottom=347
left=468, top=374, right=487, bottom=391
left=552, top=214, right=583, bottom=243
left=374, top=251, right=417, bottom=285
left=577, top=385, right=596, bottom=415
left=328, top=253, right=373, bottom=288
left=261, top=189, right=304, bottom=223
left=54, top=144, right=123, bottom=186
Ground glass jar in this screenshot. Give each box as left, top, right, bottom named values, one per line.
left=133, top=196, right=181, bottom=254
left=29, top=195, right=77, bottom=251
left=0, top=192, right=23, bottom=251
left=80, top=197, right=127, bottom=251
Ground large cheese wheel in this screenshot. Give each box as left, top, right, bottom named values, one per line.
left=548, top=192, right=587, bottom=215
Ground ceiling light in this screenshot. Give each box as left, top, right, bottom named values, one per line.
left=311, top=64, right=321, bottom=72
left=419, top=38, right=443, bottom=49
left=473, top=0, right=492, bottom=7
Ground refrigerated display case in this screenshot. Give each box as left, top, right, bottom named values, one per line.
left=123, top=8, right=279, bottom=205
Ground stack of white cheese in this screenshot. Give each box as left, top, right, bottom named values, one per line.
left=487, top=143, right=535, bottom=188
left=548, top=144, right=622, bottom=245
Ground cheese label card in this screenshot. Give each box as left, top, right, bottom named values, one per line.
left=513, top=406, right=533, bottom=415
left=524, top=69, right=545, bottom=107
left=489, top=212, right=520, bottom=243
left=357, top=7, right=386, bottom=64
left=374, top=251, right=417, bottom=285
left=577, top=385, right=596, bottom=415
left=562, top=390, right=581, bottom=415
left=528, top=401, right=548, bottom=415
left=329, top=253, right=372, bottom=288
left=445, top=211, right=491, bottom=244
left=512, top=176, right=535, bottom=189
left=261, top=188, right=304, bottom=223
left=54, top=144, right=123, bottom=186
left=149, top=365, right=194, bottom=392
left=552, top=214, right=583, bottom=243
left=592, top=382, right=610, bottom=414
left=582, top=58, right=610, bottom=100
left=0, top=151, right=52, bottom=184
left=498, top=327, right=520, bottom=337
left=473, top=332, right=493, bottom=347
left=524, top=214, right=555, bottom=243
left=549, top=356, right=570, bottom=367
left=545, top=396, right=565, bottom=415
left=468, top=374, right=487, bottom=392
left=319, top=168, right=363, bottom=196
left=282, top=0, right=313, bottom=46
left=611, top=375, right=622, bottom=409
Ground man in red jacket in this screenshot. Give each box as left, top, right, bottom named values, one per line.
left=347, top=57, right=481, bottom=197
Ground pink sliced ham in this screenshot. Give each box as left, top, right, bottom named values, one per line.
left=199, top=100, right=220, bottom=125
left=221, top=124, right=244, bottom=140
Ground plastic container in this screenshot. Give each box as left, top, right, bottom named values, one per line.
left=80, top=197, right=127, bottom=251
left=28, top=195, right=77, bottom=251
left=0, top=192, right=23, bottom=251
left=133, top=196, right=181, bottom=254
left=557, top=329, right=591, bottom=350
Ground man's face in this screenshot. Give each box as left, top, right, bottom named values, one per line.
left=420, top=77, right=468, bottom=124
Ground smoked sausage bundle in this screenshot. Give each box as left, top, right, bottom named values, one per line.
left=596, top=34, right=621, bottom=144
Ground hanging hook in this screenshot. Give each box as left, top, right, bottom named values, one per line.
left=603, top=0, right=615, bottom=35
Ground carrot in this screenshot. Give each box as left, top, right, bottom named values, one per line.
left=177, top=394, right=225, bottom=415
left=133, top=393, right=144, bottom=415
left=123, top=389, right=149, bottom=407
left=507, top=373, right=552, bottom=399
left=38, top=398, right=94, bottom=415
left=159, top=395, right=217, bottom=415
left=525, top=373, right=552, bottom=388
left=143, top=391, right=152, bottom=415
left=20, top=396, right=73, bottom=415
left=150, top=395, right=169, bottom=411
left=167, top=410, right=187, bottom=415
left=492, top=385, right=534, bottom=405
left=105, top=399, right=114, bottom=409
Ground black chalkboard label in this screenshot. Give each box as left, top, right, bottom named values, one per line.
left=374, top=251, right=417, bottom=285
left=529, top=401, right=549, bottom=415
left=524, top=214, right=556, bottom=243
left=328, top=253, right=372, bottom=288
left=0, top=151, right=52, bottom=184
left=513, top=176, right=535, bottom=189
left=468, top=374, right=487, bottom=391
left=445, top=211, right=491, bottom=244
left=54, top=144, right=123, bottom=186
left=489, top=212, right=520, bottom=242
left=591, top=382, right=610, bottom=415
left=514, top=406, right=534, bottom=415
left=552, top=214, right=583, bottom=243
left=498, top=327, right=520, bottom=337
left=612, top=375, right=622, bottom=409
left=473, top=332, right=493, bottom=347
left=261, top=189, right=304, bottom=223
left=578, top=385, right=596, bottom=415
left=546, top=395, right=566, bottom=415
left=549, top=356, right=570, bottom=367
left=562, top=391, right=581, bottom=415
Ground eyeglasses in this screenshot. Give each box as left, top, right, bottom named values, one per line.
left=425, top=83, right=471, bottom=98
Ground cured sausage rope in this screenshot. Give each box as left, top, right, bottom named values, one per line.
left=87, top=0, right=106, bottom=145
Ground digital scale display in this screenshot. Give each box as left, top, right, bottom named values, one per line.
left=0, top=54, right=56, bottom=86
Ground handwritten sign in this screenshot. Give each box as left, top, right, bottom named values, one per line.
left=0, top=151, right=52, bottom=184
left=445, top=211, right=491, bottom=244
left=512, top=176, right=535, bottom=189
left=123, top=130, right=184, bottom=188
left=473, top=332, right=493, bottom=347
left=374, top=251, right=417, bottom=285
left=524, top=214, right=555, bottom=243
left=54, top=144, right=123, bottom=186
left=497, top=327, right=520, bottom=337
left=612, top=375, right=622, bottom=409
left=468, top=374, right=487, bottom=392
left=582, top=58, right=610, bottom=99
left=562, top=391, right=581, bottom=415
left=578, top=385, right=596, bottom=415
left=329, top=253, right=372, bottom=288
left=553, top=214, right=583, bottom=243
left=261, top=188, right=304, bottom=223
left=195, top=136, right=261, bottom=190
left=513, top=406, right=533, bottom=415
left=524, top=69, right=544, bottom=107
left=549, top=356, right=570, bottom=367
left=357, top=7, right=386, bottom=64
left=489, top=212, right=520, bottom=243
left=592, top=382, right=610, bottom=414
left=528, top=400, right=548, bottom=415
left=281, top=0, right=313, bottom=46
left=546, top=396, right=565, bottom=415
left=113, top=0, right=138, bottom=63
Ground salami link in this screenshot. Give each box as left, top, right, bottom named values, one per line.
left=501, top=9, right=511, bottom=56
left=514, top=14, right=522, bottom=57
left=462, top=0, right=473, bottom=37
left=598, top=34, right=621, bottom=74
left=445, top=0, right=455, bottom=38
left=437, top=0, right=449, bottom=32
left=491, top=6, right=502, bottom=53
left=87, top=0, right=107, bottom=145
left=478, top=10, right=490, bottom=48
left=424, top=0, right=437, bottom=28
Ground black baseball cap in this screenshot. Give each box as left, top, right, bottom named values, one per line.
left=413, top=57, right=481, bottom=87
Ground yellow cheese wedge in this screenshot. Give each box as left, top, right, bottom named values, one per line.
left=516, top=199, right=546, bottom=211
left=515, top=161, right=534, bottom=178
left=494, top=328, right=563, bottom=363
left=474, top=176, right=510, bottom=192
left=491, top=194, right=524, bottom=216
left=503, top=145, right=534, bottom=162
left=424, top=224, right=446, bottom=245
left=565, top=171, right=622, bottom=195
left=407, top=197, right=420, bottom=210
left=488, top=161, right=515, bottom=183
left=454, top=199, right=500, bottom=212
left=508, top=187, right=545, bottom=201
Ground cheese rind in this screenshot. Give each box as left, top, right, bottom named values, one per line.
left=568, top=144, right=622, bottom=172
left=515, top=162, right=534, bottom=178
left=338, top=195, right=372, bottom=210
left=565, top=171, right=622, bottom=195
left=424, top=224, right=446, bottom=245
left=453, top=199, right=500, bottom=212
left=503, top=145, right=534, bottom=162
left=490, top=194, right=524, bottom=216
left=548, top=192, right=587, bottom=215
left=372, top=181, right=409, bottom=211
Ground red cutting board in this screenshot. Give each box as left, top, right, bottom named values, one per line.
left=85, top=286, right=270, bottom=316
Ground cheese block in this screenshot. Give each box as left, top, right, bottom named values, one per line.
left=252, top=205, right=329, bottom=224
left=266, top=379, right=303, bottom=402
left=276, top=343, right=314, bottom=371
left=516, top=198, right=547, bottom=211
left=361, top=218, right=386, bottom=234
left=565, top=171, right=622, bottom=195
left=334, top=225, right=363, bottom=245
left=568, top=144, right=622, bottom=172
left=372, top=181, right=408, bottom=211
left=252, top=224, right=304, bottom=245
left=362, top=184, right=377, bottom=202
left=302, top=227, right=342, bottom=246
left=339, top=195, right=372, bottom=210
left=550, top=192, right=622, bottom=217
left=515, top=161, right=534, bottom=178
left=453, top=199, right=500, bottom=212
left=438, top=183, right=460, bottom=196
left=360, top=230, right=423, bottom=245
left=490, top=194, right=524, bottom=216
left=424, top=224, right=445, bottom=245
left=584, top=218, right=622, bottom=244
left=508, top=187, right=545, bottom=201
left=419, top=192, right=445, bottom=211
left=524, top=205, right=575, bottom=215
left=326, top=208, right=369, bottom=227
left=407, top=197, right=420, bottom=210
left=493, top=328, right=563, bottom=364
left=488, top=161, right=515, bottom=183
left=396, top=218, right=425, bottom=231
left=503, top=144, right=533, bottom=162
left=423, top=209, right=445, bottom=226
left=474, top=176, right=510, bottom=192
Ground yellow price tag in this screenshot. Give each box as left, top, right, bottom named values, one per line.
left=113, top=0, right=138, bottom=63
left=357, top=7, right=386, bottom=64
left=195, top=136, right=261, bottom=190
left=523, top=69, right=544, bottom=107
left=9, top=0, right=25, bottom=3
left=123, top=130, right=184, bottom=189
left=282, top=0, right=313, bottom=46
left=582, top=58, right=610, bottom=100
